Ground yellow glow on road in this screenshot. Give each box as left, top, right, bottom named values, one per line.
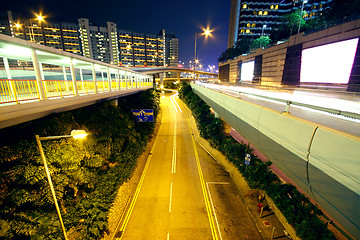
left=187, top=116, right=219, bottom=240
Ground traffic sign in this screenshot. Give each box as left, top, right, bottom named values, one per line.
left=131, top=109, right=154, bottom=122
left=244, top=153, right=251, bottom=165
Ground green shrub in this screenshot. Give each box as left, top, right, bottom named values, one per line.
left=0, top=89, right=159, bottom=239
left=179, top=82, right=335, bottom=240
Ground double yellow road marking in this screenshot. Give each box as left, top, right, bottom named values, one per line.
left=187, top=119, right=219, bottom=240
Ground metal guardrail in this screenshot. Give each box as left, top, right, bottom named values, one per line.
left=0, top=78, right=153, bottom=104
left=200, top=83, right=360, bottom=121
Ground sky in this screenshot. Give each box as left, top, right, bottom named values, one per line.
left=1, top=0, right=231, bottom=71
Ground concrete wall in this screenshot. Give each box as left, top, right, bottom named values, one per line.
left=219, top=19, right=360, bottom=86
left=191, top=83, right=360, bottom=239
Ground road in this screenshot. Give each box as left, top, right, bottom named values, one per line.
left=115, top=92, right=262, bottom=240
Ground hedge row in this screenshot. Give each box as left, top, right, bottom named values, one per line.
left=179, top=82, right=335, bottom=240
left=0, top=89, right=160, bottom=240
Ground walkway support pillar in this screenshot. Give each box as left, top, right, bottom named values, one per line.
left=3, top=57, right=17, bottom=101
left=91, top=63, right=98, bottom=94
left=31, top=49, right=46, bottom=100
left=62, top=66, right=70, bottom=91
left=107, top=67, right=112, bottom=91
left=69, top=58, right=79, bottom=96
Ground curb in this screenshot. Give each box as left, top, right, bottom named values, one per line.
left=180, top=98, right=300, bottom=240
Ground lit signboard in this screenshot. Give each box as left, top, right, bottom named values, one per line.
left=300, top=38, right=359, bottom=84
left=241, top=61, right=255, bottom=82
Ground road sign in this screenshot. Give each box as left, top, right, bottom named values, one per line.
left=244, top=153, right=251, bottom=166
left=131, top=109, right=154, bottom=122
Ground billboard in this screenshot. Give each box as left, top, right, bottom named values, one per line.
left=300, top=38, right=359, bottom=84
left=241, top=61, right=255, bottom=82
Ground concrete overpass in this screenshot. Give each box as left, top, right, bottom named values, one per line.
left=131, top=66, right=218, bottom=85
left=191, top=82, right=360, bottom=239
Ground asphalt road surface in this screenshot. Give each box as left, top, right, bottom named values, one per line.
left=116, top=91, right=262, bottom=240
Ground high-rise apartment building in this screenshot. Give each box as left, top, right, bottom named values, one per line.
left=228, top=0, right=334, bottom=48
left=0, top=11, right=178, bottom=68
left=2, top=11, right=82, bottom=54
left=118, top=31, right=166, bottom=67
left=78, top=18, right=119, bottom=64
left=163, top=31, right=179, bottom=68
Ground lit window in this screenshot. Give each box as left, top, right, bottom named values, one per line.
left=246, top=29, right=250, bottom=33
left=264, top=11, right=268, bottom=15
left=246, top=23, right=251, bottom=27
left=275, top=5, right=278, bottom=9
left=252, top=23, right=256, bottom=27
left=270, top=5, right=274, bottom=9
left=259, top=11, right=263, bottom=15
left=253, top=11, right=257, bottom=15
left=243, top=4, right=247, bottom=8
left=240, top=29, right=245, bottom=33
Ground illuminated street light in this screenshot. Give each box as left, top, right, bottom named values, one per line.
left=29, top=12, right=46, bottom=43
left=35, top=130, right=88, bottom=240
left=36, top=14, right=44, bottom=22
left=194, top=26, right=213, bottom=81
left=261, top=24, right=267, bottom=37
left=297, top=0, right=308, bottom=34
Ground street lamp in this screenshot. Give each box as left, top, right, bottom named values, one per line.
left=297, top=0, right=308, bottom=34
left=35, top=130, right=88, bottom=240
left=29, top=12, right=45, bottom=43
left=194, top=27, right=213, bottom=81
left=261, top=24, right=267, bottom=37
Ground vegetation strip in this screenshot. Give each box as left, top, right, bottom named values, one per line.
left=179, top=82, right=336, bottom=240
left=0, top=89, right=160, bottom=239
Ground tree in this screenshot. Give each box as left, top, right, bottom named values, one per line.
left=281, top=9, right=307, bottom=37
left=251, top=36, right=271, bottom=49
left=218, top=38, right=252, bottom=62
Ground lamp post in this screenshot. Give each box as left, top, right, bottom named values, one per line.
left=297, top=0, right=308, bottom=34
left=194, top=27, right=212, bottom=81
left=29, top=13, right=45, bottom=43
left=35, top=130, right=88, bottom=240
left=261, top=24, right=267, bottom=37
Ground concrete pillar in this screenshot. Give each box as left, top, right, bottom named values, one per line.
left=69, top=58, right=79, bottom=96
left=62, top=66, right=70, bottom=91
left=91, top=63, right=98, bottom=93
left=160, top=72, right=164, bottom=88
left=79, top=68, right=85, bottom=91
left=107, top=67, right=111, bottom=91
left=177, top=72, right=180, bottom=84
left=117, top=70, right=120, bottom=90
left=39, top=63, right=49, bottom=95
left=31, top=49, right=46, bottom=100
left=3, top=57, right=16, bottom=94
left=101, top=71, right=105, bottom=92
left=3, top=57, right=12, bottom=80
left=124, top=73, right=128, bottom=89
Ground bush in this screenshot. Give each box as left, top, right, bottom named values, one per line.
left=179, top=82, right=335, bottom=240
left=0, top=89, right=159, bottom=239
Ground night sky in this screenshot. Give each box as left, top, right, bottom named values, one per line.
left=1, top=0, right=231, bottom=71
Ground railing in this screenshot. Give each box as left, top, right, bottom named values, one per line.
left=1, top=78, right=152, bottom=104
left=197, top=82, right=360, bottom=121
left=1, top=79, right=40, bottom=103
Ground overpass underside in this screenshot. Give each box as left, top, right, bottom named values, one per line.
left=191, top=83, right=360, bottom=239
